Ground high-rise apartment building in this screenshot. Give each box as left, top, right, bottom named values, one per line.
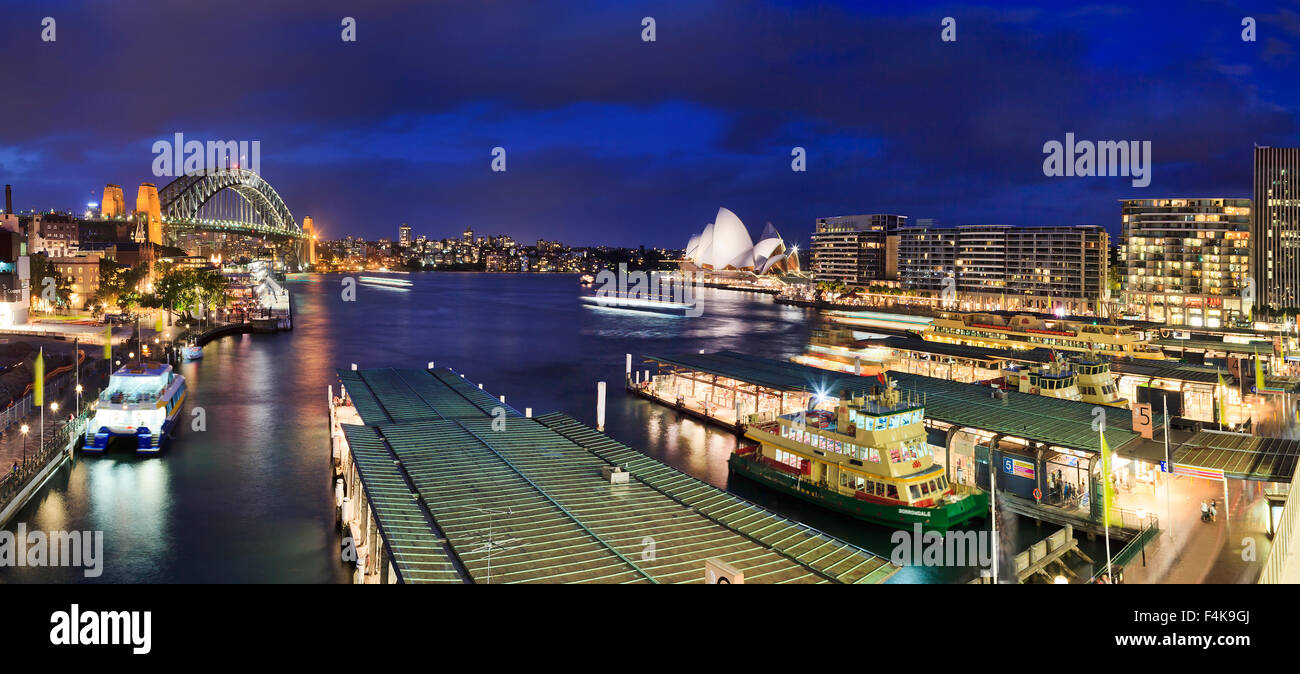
left=1121, top=198, right=1250, bottom=327
left=896, top=224, right=1108, bottom=313
left=810, top=214, right=906, bottom=285
left=399, top=224, right=412, bottom=247
left=1252, top=146, right=1300, bottom=309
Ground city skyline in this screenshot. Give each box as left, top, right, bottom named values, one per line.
left=3, top=2, right=1298, bottom=247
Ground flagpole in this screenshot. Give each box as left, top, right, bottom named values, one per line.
left=1163, top=392, right=1172, bottom=547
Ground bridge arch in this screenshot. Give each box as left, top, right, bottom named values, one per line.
left=157, top=168, right=301, bottom=239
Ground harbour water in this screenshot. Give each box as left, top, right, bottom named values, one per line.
left=1, top=273, right=1103, bottom=583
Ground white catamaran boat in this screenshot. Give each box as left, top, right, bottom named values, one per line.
left=84, top=362, right=187, bottom=453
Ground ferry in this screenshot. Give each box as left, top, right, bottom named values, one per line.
left=83, top=362, right=186, bottom=454
left=579, top=293, right=697, bottom=317
left=730, top=376, right=988, bottom=531
left=1070, top=354, right=1127, bottom=407
left=792, top=327, right=895, bottom=375
left=923, top=312, right=1165, bottom=360
left=359, top=275, right=413, bottom=289
left=1000, top=358, right=1082, bottom=402
left=181, top=343, right=203, bottom=361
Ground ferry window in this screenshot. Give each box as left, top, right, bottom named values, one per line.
left=937, top=477, right=947, bottom=490
left=874, top=416, right=888, bottom=431
left=855, top=477, right=866, bottom=491
left=865, top=479, right=876, bottom=493
left=867, top=448, right=881, bottom=463
left=920, top=481, right=932, bottom=495
left=840, top=472, right=848, bottom=487
left=889, top=448, right=901, bottom=463
left=887, top=485, right=899, bottom=500
left=875, top=482, right=885, bottom=497
left=909, top=485, right=921, bottom=499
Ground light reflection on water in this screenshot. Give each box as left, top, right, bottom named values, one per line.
left=2, top=273, right=1093, bottom=583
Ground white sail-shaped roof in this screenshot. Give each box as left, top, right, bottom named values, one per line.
left=708, top=207, right=755, bottom=269
left=685, top=234, right=701, bottom=260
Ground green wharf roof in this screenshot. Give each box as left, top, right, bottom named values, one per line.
left=643, top=350, right=1153, bottom=455
left=336, top=367, right=898, bottom=584
left=1172, top=430, right=1300, bottom=482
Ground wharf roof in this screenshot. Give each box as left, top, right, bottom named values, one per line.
left=643, top=350, right=1153, bottom=454
left=336, top=367, right=897, bottom=584
left=1171, top=430, right=1300, bottom=482
left=863, top=336, right=1229, bottom=385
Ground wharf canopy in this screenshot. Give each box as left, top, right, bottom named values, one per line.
left=684, top=207, right=799, bottom=274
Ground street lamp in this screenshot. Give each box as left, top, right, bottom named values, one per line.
left=75, top=384, right=83, bottom=413
left=20, top=423, right=28, bottom=468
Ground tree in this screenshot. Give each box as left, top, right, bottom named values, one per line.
left=28, top=253, right=72, bottom=312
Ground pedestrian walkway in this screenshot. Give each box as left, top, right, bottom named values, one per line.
left=1114, top=475, right=1270, bottom=583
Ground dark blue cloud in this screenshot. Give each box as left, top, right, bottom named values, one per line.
left=0, top=0, right=1297, bottom=246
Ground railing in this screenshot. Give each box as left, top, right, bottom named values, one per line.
left=1259, top=478, right=1299, bottom=584
left=0, top=403, right=94, bottom=518
left=1087, top=511, right=1160, bottom=583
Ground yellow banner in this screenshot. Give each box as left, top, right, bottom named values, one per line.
left=1100, top=432, right=1120, bottom=527
left=103, top=324, right=112, bottom=360
left=33, top=347, right=44, bottom=406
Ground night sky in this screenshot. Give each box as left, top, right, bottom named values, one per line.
left=1, top=0, right=1298, bottom=248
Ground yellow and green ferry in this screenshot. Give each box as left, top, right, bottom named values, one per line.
left=729, top=377, right=988, bottom=531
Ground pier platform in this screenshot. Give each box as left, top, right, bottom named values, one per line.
left=329, top=366, right=898, bottom=584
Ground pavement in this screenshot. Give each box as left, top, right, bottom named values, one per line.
left=0, top=356, right=109, bottom=472
left=1114, top=474, right=1271, bottom=583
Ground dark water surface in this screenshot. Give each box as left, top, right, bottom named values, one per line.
left=2, top=273, right=1099, bottom=583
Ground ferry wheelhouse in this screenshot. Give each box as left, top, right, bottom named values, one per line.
left=84, top=362, right=186, bottom=454
left=1071, top=355, right=1127, bottom=407
left=730, top=378, right=988, bottom=531
left=923, top=312, right=1165, bottom=360
left=1001, top=359, right=1082, bottom=402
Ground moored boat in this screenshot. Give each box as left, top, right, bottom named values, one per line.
left=923, top=312, right=1165, bottom=360
left=730, top=375, right=988, bottom=531
left=83, top=362, right=187, bottom=454
left=181, top=344, right=203, bottom=361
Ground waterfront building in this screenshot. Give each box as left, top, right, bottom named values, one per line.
left=51, top=255, right=102, bottom=309
left=810, top=214, right=906, bottom=285
left=0, top=229, right=29, bottom=326
left=1252, top=146, right=1300, bottom=309
left=1120, top=198, right=1251, bottom=327
left=894, top=224, right=1108, bottom=313
left=398, top=224, right=412, bottom=247
left=27, top=213, right=80, bottom=257
left=897, top=225, right=956, bottom=291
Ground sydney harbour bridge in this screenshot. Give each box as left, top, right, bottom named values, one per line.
left=97, top=168, right=316, bottom=268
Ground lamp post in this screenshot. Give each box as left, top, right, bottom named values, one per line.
left=20, top=423, right=28, bottom=469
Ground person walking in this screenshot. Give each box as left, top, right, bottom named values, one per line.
left=1210, top=499, right=1218, bottom=523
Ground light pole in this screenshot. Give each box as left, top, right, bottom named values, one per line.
left=468, top=506, right=512, bottom=584
left=20, top=423, right=28, bottom=469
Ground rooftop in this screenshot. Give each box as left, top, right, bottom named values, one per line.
left=337, top=367, right=898, bottom=584
left=643, top=350, right=1153, bottom=454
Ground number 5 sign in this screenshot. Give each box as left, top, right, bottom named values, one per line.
left=1132, top=403, right=1153, bottom=439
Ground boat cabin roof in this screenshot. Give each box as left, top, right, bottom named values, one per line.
left=113, top=362, right=172, bottom=378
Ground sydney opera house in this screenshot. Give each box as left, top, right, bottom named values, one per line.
left=682, top=207, right=799, bottom=275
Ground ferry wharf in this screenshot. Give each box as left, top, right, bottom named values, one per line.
left=628, top=350, right=1160, bottom=540
left=630, top=350, right=1300, bottom=581
left=326, top=365, right=899, bottom=584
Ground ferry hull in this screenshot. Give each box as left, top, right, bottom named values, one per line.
left=84, top=393, right=185, bottom=454
left=728, top=454, right=988, bottom=532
